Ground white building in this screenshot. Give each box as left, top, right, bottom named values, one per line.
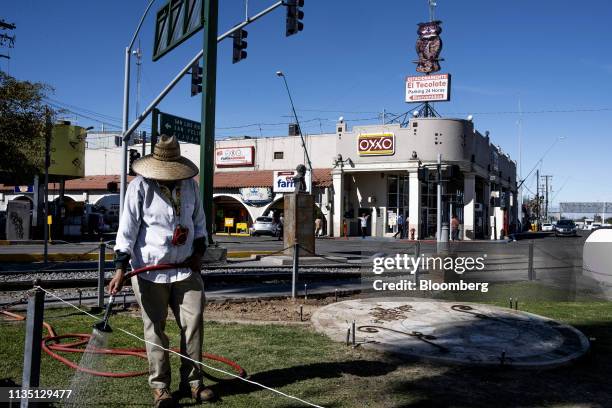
left=1, top=117, right=518, bottom=240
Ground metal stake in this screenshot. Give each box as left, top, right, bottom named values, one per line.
left=97, top=240, right=106, bottom=309
left=352, top=320, right=356, bottom=346
left=292, top=243, right=299, bottom=299
left=528, top=240, right=535, bottom=280
left=21, top=283, right=45, bottom=407
left=299, top=305, right=303, bottom=321
left=77, top=288, right=82, bottom=307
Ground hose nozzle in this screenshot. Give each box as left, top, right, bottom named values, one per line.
left=94, top=295, right=115, bottom=333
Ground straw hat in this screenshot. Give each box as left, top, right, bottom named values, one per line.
left=132, top=135, right=199, bottom=181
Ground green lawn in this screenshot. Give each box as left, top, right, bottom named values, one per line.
left=2, top=283, right=612, bottom=407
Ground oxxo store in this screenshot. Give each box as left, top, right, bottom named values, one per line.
left=332, top=118, right=518, bottom=240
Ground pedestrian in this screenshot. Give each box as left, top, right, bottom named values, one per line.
left=277, top=214, right=284, bottom=241
left=358, top=213, right=370, bottom=239
left=314, top=217, right=322, bottom=237
left=451, top=214, right=460, bottom=241
left=108, top=135, right=215, bottom=408
left=394, top=213, right=404, bottom=239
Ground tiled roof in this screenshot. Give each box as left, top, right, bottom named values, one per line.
left=214, top=169, right=332, bottom=188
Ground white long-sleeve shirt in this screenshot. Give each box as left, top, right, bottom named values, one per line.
left=115, top=176, right=207, bottom=283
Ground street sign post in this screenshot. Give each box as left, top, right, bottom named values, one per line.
left=159, top=111, right=201, bottom=144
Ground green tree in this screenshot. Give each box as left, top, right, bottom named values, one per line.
left=0, top=72, right=57, bottom=184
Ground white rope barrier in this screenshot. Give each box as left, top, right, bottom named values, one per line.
left=35, top=286, right=326, bottom=408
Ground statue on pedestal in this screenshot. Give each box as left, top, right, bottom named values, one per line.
left=293, top=164, right=307, bottom=193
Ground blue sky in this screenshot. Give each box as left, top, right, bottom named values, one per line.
left=2, top=0, right=612, bottom=207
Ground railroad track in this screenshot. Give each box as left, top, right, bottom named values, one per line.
left=0, top=265, right=363, bottom=291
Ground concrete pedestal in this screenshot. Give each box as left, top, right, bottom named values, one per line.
left=284, top=193, right=315, bottom=257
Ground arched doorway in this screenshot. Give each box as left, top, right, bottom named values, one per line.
left=262, top=196, right=284, bottom=217
left=12, top=195, right=33, bottom=207
left=213, top=195, right=253, bottom=234
left=95, top=194, right=120, bottom=230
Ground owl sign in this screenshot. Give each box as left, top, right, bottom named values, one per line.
left=415, top=21, right=443, bottom=74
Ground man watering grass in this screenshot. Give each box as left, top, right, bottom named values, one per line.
left=108, top=135, right=214, bottom=407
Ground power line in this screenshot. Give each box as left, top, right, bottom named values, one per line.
left=441, top=107, right=612, bottom=115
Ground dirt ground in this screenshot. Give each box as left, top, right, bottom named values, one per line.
left=203, top=295, right=346, bottom=323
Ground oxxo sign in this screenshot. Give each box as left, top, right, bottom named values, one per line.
left=358, top=133, right=395, bottom=156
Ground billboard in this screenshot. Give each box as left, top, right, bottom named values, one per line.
left=215, top=147, right=255, bottom=167
left=49, top=123, right=86, bottom=179
left=273, top=170, right=312, bottom=193
left=405, top=74, right=451, bottom=102
left=358, top=133, right=395, bottom=156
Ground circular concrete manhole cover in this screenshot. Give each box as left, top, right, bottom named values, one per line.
left=312, top=298, right=589, bottom=368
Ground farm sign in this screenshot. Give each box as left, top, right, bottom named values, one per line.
left=358, top=133, right=395, bottom=156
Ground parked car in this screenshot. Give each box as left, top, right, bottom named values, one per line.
left=555, top=219, right=577, bottom=237
left=250, top=216, right=280, bottom=237
left=592, top=224, right=612, bottom=231
left=542, top=223, right=554, bottom=232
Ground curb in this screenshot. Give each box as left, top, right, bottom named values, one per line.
left=0, top=250, right=277, bottom=263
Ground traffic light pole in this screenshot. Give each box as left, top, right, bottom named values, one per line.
left=201, top=0, right=219, bottom=246
left=118, top=1, right=284, bottom=241
left=120, top=1, right=284, bottom=144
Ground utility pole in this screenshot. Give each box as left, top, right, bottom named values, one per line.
left=0, top=19, right=16, bottom=62
left=518, top=97, right=523, bottom=228
left=437, top=153, right=442, bottom=240
left=119, top=0, right=156, bottom=219
left=134, top=42, right=143, bottom=150
left=535, top=169, right=540, bottom=229
left=43, top=108, right=52, bottom=265
left=541, top=175, right=552, bottom=221
left=201, top=0, right=219, bottom=246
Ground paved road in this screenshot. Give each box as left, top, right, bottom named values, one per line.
left=0, top=234, right=593, bottom=289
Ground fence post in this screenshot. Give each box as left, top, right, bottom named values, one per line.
left=21, top=283, right=45, bottom=408
left=528, top=240, right=535, bottom=281
left=292, top=243, right=299, bottom=299
left=98, top=240, right=106, bottom=309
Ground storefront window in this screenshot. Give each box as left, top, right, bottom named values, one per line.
left=386, top=175, right=409, bottom=234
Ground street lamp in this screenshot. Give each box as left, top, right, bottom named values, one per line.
left=275, top=71, right=313, bottom=183
left=119, top=0, right=156, bottom=219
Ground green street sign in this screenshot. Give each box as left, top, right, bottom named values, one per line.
left=159, top=111, right=201, bottom=144
left=153, top=0, right=204, bottom=61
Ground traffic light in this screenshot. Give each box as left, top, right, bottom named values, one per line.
left=129, top=149, right=141, bottom=176
left=190, top=62, right=203, bottom=97
left=232, top=29, right=248, bottom=64
left=285, top=0, right=304, bottom=37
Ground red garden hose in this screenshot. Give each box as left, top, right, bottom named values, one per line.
left=1, top=263, right=247, bottom=379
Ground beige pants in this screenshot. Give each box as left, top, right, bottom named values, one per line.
left=131, top=272, right=205, bottom=389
